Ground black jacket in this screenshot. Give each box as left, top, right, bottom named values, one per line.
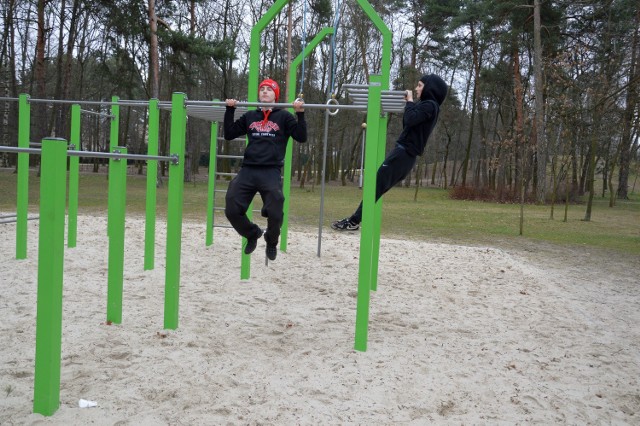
left=224, top=107, right=307, bottom=167
left=397, top=74, right=448, bottom=157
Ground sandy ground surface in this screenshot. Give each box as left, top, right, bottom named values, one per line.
left=1, top=215, right=639, bottom=425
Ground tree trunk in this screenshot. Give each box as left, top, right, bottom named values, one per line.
left=34, top=0, right=47, bottom=144
left=616, top=7, right=639, bottom=199
left=533, top=0, right=547, bottom=203
left=583, top=126, right=599, bottom=221
left=148, top=0, right=159, bottom=99
left=461, top=21, right=479, bottom=187
left=513, top=40, right=526, bottom=235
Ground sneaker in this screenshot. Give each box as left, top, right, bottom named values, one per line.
left=244, top=229, right=263, bottom=255
left=331, top=218, right=360, bottom=231
left=266, top=244, right=277, bottom=261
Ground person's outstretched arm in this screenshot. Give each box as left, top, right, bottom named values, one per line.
left=288, top=99, right=307, bottom=142
left=224, top=98, right=247, bottom=140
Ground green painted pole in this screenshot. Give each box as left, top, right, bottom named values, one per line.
left=107, top=96, right=119, bottom=238
left=16, top=93, right=30, bottom=259
left=164, top=93, right=187, bottom=330
left=206, top=120, right=218, bottom=246
left=68, top=104, right=81, bottom=248
left=33, top=138, right=67, bottom=416
left=242, top=0, right=291, bottom=279
left=281, top=27, right=335, bottom=252
left=356, top=0, right=391, bottom=294
left=354, top=76, right=382, bottom=352
left=106, top=146, right=127, bottom=324
left=144, top=99, right=159, bottom=270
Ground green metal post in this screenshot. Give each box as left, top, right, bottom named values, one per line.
left=68, top=104, right=81, bottom=248
left=248, top=0, right=290, bottom=102
left=206, top=120, right=218, bottom=246
left=106, top=146, right=127, bottom=324
left=16, top=93, right=30, bottom=259
left=356, top=0, right=391, bottom=293
left=242, top=0, right=291, bottom=279
left=164, top=93, right=187, bottom=330
left=354, top=76, right=382, bottom=352
left=107, top=96, right=119, bottom=237
left=144, top=99, right=159, bottom=270
left=33, top=138, right=67, bottom=416
left=281, top=27, right=335, bottom=252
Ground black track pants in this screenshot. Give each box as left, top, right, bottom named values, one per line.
left=225, top=166, right=284, bottom=246
left=350, top=145, right=417, bottom=224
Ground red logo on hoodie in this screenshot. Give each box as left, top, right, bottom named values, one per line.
left=249, top=120, right=280, bottom=133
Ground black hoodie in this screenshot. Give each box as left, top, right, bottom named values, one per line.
left=224, top=107, right=307, bottom=167
left=396, top=74, right=448, bottom=157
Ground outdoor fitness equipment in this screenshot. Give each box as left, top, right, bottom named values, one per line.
left=0, top=1, right=396, bottom=416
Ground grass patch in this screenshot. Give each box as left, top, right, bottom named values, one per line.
left=1, top=168, right=638, bottom=256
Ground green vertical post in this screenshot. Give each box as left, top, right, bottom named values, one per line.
left=281, top=27, right=335, bottom=251
left=107, top=96, right=119, bottom=237
left=68, top=104, right=81, bottom=248
left=33, top=138, right=67, bottom=416
left=164, top=92, right=187, bottom=330
left=16, top=93, right=30, bottom=259
left=106, top=146, right=127, bottom=324
left=248, top=0, right=290, bottom=103
left=144, top=99, right=159, bottom=270
left=242, top=0, right=291, bottom=279
left=206, top=120, right=218, bottom=246
left=354, top=76, right=382, bottom=352
left=356, top=0, right=391, bottom=294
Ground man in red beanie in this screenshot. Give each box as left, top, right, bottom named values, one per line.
left=224, top=79, right=306, bottom=261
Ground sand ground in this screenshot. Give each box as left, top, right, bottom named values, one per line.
left=1, top=215, right=639, bottom=425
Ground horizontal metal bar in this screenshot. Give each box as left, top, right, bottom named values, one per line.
left=214, top=189, right=228, bottom=193
left=185, top=100, right=368, bottom=111
left=67, top=150, right=178, bottom=164
left=217, top=154, right=243, bottom=159
left=27, top=98, right=169, bottom=108
left=0, top=97, right=19, bottom=102
left=349, top=94, right=406, bottom=100
left=217, top=137, right=246, bottom=142
left=0, top=147, right=41, bottom=154
left=0, top=145, right=178, bottom=164
left=215, top=172, right=237, bottom=177
left=80, top=109, right=115, bottom=118
left=28, top=98, right=117, bottom=106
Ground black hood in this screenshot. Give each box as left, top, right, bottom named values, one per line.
left=419, top=74, right=448, bottom=105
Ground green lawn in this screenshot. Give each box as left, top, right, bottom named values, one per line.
left=1, top=168, right=639, bottom=256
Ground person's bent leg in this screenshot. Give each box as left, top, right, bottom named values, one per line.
left=350, top=145, right=417, bottom=224
left=225, top=169, right=262, bottom=241
left=259, top=169, right=284, bottom=248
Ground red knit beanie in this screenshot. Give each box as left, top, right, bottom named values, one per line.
left=258, top=78, right=280, bottom=101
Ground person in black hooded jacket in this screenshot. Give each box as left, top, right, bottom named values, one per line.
left=332, top=74, right=448, bottom=231
left=224, top=78, right=307, bottom=260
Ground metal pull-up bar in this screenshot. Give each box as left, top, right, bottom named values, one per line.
left=0, top=146, right=179, bottom=165
left=185, top=99, right=369, bottom=112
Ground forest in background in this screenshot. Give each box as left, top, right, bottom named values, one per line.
left=0, top=0, right=638, bottom=213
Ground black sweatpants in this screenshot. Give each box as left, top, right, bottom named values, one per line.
left=225, top=166, right=284, bottom=246
left=350, top=144, right=417, bottom=224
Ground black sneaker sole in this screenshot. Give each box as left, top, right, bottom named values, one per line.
left=266, top=246, right=277, bottom=261
left=244, top=239, right=258, bottom=254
